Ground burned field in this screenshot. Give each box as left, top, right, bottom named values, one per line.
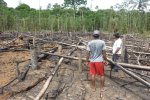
left=0, top=32, right=150, bottom=100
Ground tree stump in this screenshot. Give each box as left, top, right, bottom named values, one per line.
left=37, top=43, right=42, bottom=55
left=31, top=46, right=38, bottom=69
left=144, top=42, right=149, bottom=51
left=31, top=37, right=38, bottom=69
left=58, top=45, right=62, bottom=55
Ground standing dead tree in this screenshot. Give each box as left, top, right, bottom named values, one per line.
left=31, top=37, right=38, bottom=69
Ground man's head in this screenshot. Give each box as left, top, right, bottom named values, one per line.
left=113, top=32, right=120, bottom=39
left=93, top=30, right=100, bottom=39
left=19, top=35, right=24, bottom=40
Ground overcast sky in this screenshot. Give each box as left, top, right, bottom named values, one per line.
left=4, top=0, right=124, bottom=10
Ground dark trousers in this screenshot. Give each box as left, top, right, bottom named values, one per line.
left=112, top=54, right=120, bottom=70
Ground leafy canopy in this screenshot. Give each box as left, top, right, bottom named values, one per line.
left=0, top=0, right=7, bottom=7
left=64, top=0, right=87, bottom=10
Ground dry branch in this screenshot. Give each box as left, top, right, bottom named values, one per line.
left=128, top=51, right=150, bottom=55
left=35, top=47, right=77, bottom=100
left=3, top=38, right=18, bottom=45
left=13, top=77, right=46, bottom=94
left=41, top=51, right=150, bottom=71
left=0, top=77, right=46, bottom=100
left=0, top=77, right=17, bottom=93
left=34, top=58, right=64, bottom=100
left=118, top=63, right=150, bottom=71
left=40, top=52, right=86, bottom=61
left=107, top=58, right=150, bottom=88
left=0, top=48, right=29, bottom=52
left=23, top=34, right=86, bottom=50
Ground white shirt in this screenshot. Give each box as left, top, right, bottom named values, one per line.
left=112, top=38, right=122, bottom=54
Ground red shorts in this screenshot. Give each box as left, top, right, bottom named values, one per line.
left=89, top=62, right=105, bottom=76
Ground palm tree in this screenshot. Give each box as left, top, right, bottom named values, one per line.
left=127, top=0, right=150, bottom=11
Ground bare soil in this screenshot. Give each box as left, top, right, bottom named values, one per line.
left=0, top=33, right=149, bottom=100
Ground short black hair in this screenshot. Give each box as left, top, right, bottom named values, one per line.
left=93, top=34, right=99, bottom=38
left=19, top=36, right=23, bottom=40
left=113, top=33, right=120, bottom=38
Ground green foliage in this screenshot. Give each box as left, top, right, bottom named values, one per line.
left=0, top=0, right=7, bottom=7
left=16, top=3, right=30, bottom=10
left=64, top=0, right=87, bottom=10
left=0, top=2, right=149, bottom=34
left=16, top=3, right=31, bottom=18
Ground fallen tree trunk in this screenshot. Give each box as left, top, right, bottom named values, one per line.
left=105, top=41, right=150, bottom=51
left=0, top=48, right=29, bottom=52
left=24, top=34, right=150, bottom=55
left=8, top=44, right=24, bottom=48
left=128, top=50, right=150, bottom=55
left=23, top=34, right=86, bottom=50
left=107, top=58, right=150, bottom=88
left=35, top=48, right=77, bottom=100
left=57, top=42, right=86, bottom=50
left=126, top=44, right=150, bottom=51
left=41, top=51, right=150, bottom=71
left=34, top=57, right=64, bottom=100
left=13, top=77, right=46, bottom=94
left=0, top=77, right=46, bottom=100
left=118, top=63, right=150, bottom=71
left=3, top=37, right=18, bottom=45
left=0, top=77, right=17, bottom=94
left=40, top=52, right=86, bottom=61
left=58, top=42, right=150, bottom=56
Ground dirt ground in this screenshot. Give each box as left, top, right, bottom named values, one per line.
left=0, top=50, right=149, bottom=100
left=0, top=34, right=150, bottom=100
left=0, top=51, right=30, bottom=86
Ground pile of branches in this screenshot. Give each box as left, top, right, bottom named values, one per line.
left=0, top=32, right=150, bottom=100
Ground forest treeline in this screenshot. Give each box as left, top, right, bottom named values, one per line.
left=0, top=0, right=150, bottom=34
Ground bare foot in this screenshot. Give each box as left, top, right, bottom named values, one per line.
left=91, top=85, right=96, bottom=92
left=100, top=92, right=103, bottom=98
left=100, top=87, right=107, bottom=92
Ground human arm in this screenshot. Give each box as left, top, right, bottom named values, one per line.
left=102, top=42, right=108, bottom=64
left=86, top=42, right=90, bottom=62
left=102, top=50, right=108, bottom=65
left=114, top=48, right=120, bottom=54
left=102, top=50, right=107, bottom=61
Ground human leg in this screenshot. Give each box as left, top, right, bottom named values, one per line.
left=95, top=62, right=105, bottom=91
left=91, top=74, right=96, bottom=90
left=99, top=75, right=105, bottom=98
left=111, top=54, right=115, bottom=69
left=100, top=75, right=105, bottom=91
left=112, top=54, right=120, bottom=72
left=89, top=62, right=96, bottom=90
left=95, top=62, right=105, bottom=98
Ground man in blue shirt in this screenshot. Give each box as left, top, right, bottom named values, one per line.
left=86, top=30, right=107, bottom=93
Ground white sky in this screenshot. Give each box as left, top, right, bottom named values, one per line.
left=4, top=0, right=124, bottom=10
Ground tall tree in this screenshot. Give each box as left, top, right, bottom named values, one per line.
left=125, top=0, right=150, bottom=11
left=114, top=0, right=150, bottom=11
left=0, top=0, right=7, bottom=7
left=64, top=0, right=87, bottom=10
left=47, top=3, right=51, bottom=9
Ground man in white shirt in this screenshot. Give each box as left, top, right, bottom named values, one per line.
left=112, top=33, right=122, bottom=72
